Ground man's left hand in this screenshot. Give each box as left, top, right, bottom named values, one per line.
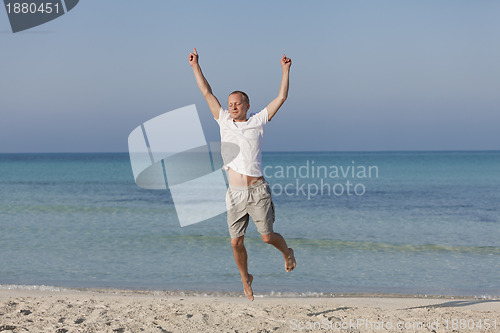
left=281, top=54, right=292, bottom=70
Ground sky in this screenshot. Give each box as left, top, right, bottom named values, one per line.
left=1, top=0, right=499, bottom=152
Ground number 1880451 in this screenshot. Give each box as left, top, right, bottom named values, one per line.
left=5, top=2, right=60, bottom=14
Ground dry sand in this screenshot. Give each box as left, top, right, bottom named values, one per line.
left=0, top=288, right=499, bottom=333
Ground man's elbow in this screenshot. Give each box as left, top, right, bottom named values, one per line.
left=202, top=88, right=213, bottom=98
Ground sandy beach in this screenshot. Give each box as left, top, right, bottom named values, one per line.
left=0, top=288, right=498, bottom=333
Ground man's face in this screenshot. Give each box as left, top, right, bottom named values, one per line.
left=228, top=93, right=250, bottom=122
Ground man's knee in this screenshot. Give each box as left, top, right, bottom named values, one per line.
left=261, top=232, right=274, bottom=244
left=231, top=236, right=245, bottom=249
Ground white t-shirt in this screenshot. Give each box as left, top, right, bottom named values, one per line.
left=216, top=107, right=269, bottom=177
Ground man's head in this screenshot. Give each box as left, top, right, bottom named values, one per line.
left=228, top=91, right=250, bottom=122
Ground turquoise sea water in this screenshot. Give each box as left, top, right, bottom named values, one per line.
left=0, top=151, right=499, bottom=297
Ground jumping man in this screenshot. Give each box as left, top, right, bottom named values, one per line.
left=188, top=48, right=296, bottom=301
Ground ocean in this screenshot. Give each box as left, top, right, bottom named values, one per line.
left=0, top=151, right=499, bottom=297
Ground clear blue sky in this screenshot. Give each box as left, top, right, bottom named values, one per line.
left=1, top=0, right=499, bottom=152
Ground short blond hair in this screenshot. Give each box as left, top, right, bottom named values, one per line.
left=229, top=91, right=249, bottom=105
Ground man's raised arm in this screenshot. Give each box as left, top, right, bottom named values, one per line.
left=188, top=48, right=221, bottom=120
left=266, top=54, right=292, bottom=121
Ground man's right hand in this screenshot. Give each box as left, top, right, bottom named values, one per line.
left=188, top=48, right=199, bottom=67
left=188, top=47, right=221, bottom=120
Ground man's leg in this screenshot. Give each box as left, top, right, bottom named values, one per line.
left=261, top=232, right=296, bottom=272
left=249, top=180, right=297, bottom=273
left=231, top=235, right=254, bottom=301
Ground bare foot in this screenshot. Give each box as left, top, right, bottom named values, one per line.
left=243, top=274, right=254, bottom=301
left=285, top=248, right=296, bottom=272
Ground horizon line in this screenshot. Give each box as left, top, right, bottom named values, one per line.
left=1, top=149, right=499, bottom=154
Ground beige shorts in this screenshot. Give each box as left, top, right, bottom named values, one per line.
left=226, top=179, right=275, bottom=239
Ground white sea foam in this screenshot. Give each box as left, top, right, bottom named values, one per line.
left=0, top=284, right=74, bottom=292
